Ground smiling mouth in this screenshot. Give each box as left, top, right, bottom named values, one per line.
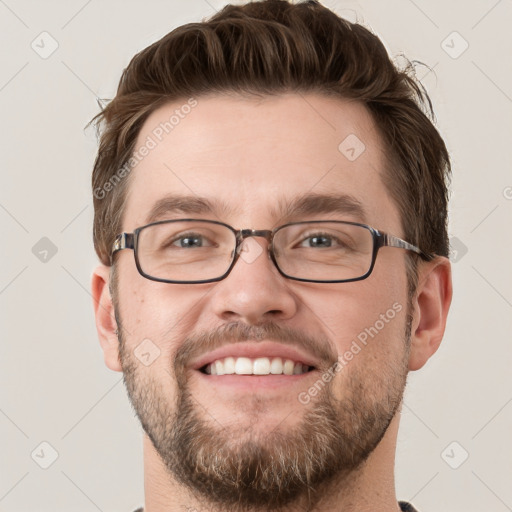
left=200, top=356, right=315, bottom=376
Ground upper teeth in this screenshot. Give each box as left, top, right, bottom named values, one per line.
left=204, top=357, right=310, bottom=376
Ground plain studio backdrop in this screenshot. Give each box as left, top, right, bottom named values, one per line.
left=1, top=1, right=511, bottom=511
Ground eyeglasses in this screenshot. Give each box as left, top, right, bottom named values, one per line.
left=111, top=219, right=433, bottom=284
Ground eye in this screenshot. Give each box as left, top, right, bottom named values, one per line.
left=296, top=232, right=347, bottom=249
left=164, top=232, right=214, bottom=249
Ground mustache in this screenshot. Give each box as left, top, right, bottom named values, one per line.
left=173, top=321, right=338, bottom=378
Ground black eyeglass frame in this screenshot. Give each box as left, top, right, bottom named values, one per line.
left=111, top=218, right=434, bottom=284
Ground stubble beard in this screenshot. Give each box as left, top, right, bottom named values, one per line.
left=115, top=305, right=411, bottom=512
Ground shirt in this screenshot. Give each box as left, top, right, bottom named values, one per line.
left=133, top=500, right=418, bottom=511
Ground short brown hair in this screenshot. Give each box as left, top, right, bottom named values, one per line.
left=90, top=0, right=450, bottom=290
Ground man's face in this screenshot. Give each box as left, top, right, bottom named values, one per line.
left=113, top=93, right=412, bottom=510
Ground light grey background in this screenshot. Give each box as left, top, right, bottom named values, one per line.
left=1, top=0, right=511, bottom=511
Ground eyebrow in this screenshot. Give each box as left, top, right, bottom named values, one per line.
left=273, top=192, right=367, bottom=224
left=144, top=192, right=367, bottom=225
left=145, top=194, right=237, bottom=224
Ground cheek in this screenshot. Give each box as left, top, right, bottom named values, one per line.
left=301, top=266, right=408, bottom=359
left=317, top=282, right=408, bottom=404
left=116, top=268, right=204, bottom=363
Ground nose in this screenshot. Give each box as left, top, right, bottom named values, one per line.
left=210, top=236, right=298, bottom=325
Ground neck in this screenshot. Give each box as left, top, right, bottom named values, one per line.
left=141, top=411, right=403, bottom=512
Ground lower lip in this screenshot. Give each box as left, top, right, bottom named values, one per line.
left=194, top=369, right=317, bottom=391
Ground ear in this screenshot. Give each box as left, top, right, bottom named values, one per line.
left=408, top=256, right=452, bottom=371
left=91, top=264, right=122, bottom=372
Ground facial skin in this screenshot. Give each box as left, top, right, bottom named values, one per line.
left=92, top=93, right=452, bottom=512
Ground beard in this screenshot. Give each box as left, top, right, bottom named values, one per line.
left=115, top=306, right=411, bottom=512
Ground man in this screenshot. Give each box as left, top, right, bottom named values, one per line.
left=90, top=1, right=452, bottom=511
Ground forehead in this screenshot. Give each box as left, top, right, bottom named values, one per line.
left=122, top=92, right=400, bottom=232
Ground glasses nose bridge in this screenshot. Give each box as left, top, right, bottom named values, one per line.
left=238, top=228, right=273, bottom=240
left=235, top=228, right=274, bottom=254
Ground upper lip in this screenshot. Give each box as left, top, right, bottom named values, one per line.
left=190, top=341, right=321, bottom=371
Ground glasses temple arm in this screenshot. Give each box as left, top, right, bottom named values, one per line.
left=383, top=233, right=434, bottom=261
left=112, top=233, right=134, bottom=255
